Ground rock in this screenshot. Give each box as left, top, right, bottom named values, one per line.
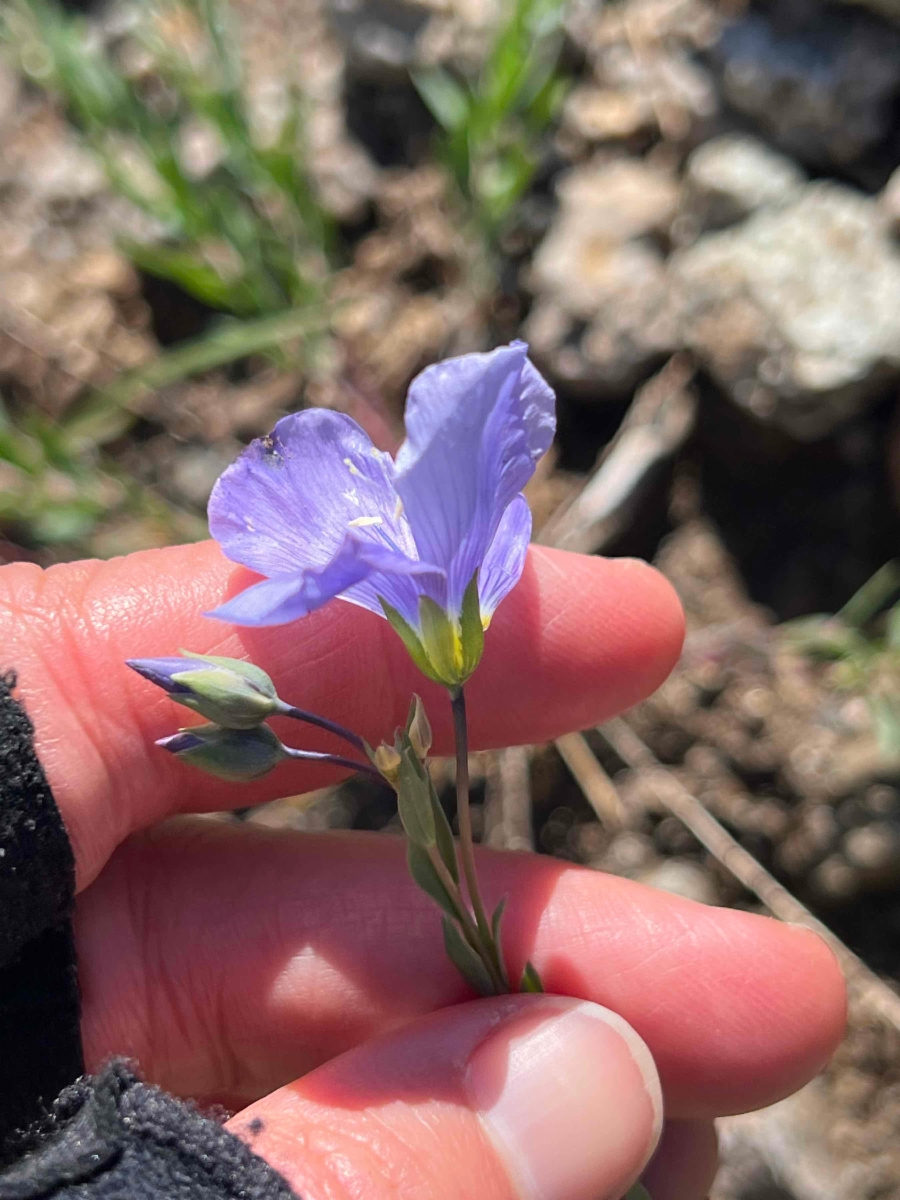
left=639, top=858, right=719, bottom=905
left=673, top=182, right=900, bottom=439
left=679, top=134, right=804, bottom=236
left=327, top=0, right=431, bottom=79
left=842, top=821, right=900, bottom=875
left=880, top=164, right=900, bottom=235
left=710, top=3, right=900, bottom=179
left=563, top=86, right=653, bottom=142
left=526, top=158, right=683, bottom=395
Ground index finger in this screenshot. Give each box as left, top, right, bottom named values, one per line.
left=0, top=541, right=683, bottom=888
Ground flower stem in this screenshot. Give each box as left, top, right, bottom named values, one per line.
left=276, top=702, right=367, bottom=753
left=283, top=747, right=382, bottom=780
left=426, top=846, right=504, bottom=992
left=450, top=687, right=494, bottom=949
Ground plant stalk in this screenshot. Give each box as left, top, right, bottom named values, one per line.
left=277, top=701, right=367, bottom=753
left=283, top=747, right=381, bottom=780
left=450, top=687, right=494, bottom=947
left=425, top=846, right=504, bottom=992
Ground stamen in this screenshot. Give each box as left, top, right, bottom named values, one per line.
left=348, top=515, right=384, bottom=528
left=343, top=457, right=363, bottom=477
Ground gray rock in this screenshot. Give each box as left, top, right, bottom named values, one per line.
left=327, top=0, right=431, bottom=79
left=526, top=158, right=683, bottom=395
left=711, top=4, right=900, bottom=177
left=680, top=134, right=805, bottom=235
left=842, top=821, right=900, bottom=874
left=880, top=164, right=900, bottom=236
left=673, top=182, right=900, bottom=438
left=638, top=858, right=719, bottom=905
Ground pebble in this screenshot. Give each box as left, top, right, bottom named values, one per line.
left=674, top=182, right=900, bottom=439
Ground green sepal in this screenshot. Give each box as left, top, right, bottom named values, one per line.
left=519, top=960, right=544, bottom=993
left=459, top=573, right=485, bottom=679
left=396, top=743, right=437, bottom=848
left=379, top=599, right=444, bottom=685
left=419, top=596, right=462, bottom=685
left=166, top=652, right=280, bottom=728
left=442, top=916, right=497, bottom=996
left=491, top=896, right=510, bottom=989
left=178, top=650, right=277, bottom=697
left=624, top=1184, right=652, bottom=1199
left=168, top=722, right=287, bottom=781
left=407, top=842, right=460, bottom=920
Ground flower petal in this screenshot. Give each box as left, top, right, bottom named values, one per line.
left=478, top=494, right=533, bottom=622
left=209, top=536, right=442, bottom=627
left=208, top=409, right=414, bottom=579
left=394, top=342, right=555, bottom=612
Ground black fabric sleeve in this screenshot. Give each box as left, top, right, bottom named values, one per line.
left=0, top=672, right=301, bottom=1199
left=0, top=671, right=82, bottom=1162
left=0, top=1063, right=297, bottom=1200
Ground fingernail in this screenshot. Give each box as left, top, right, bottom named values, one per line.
left=466, top=999, right=662, bottom=1200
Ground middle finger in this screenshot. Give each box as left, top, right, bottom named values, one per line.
left=75, top=818, right=845, bottom=1115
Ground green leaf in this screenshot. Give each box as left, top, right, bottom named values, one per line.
left=624, top=1185, right=652, bottom=1200
left=407, top=842, right=460, bottom=920
left=412, top=68, right=470, bottom=132
left=429, top=776, right=460, bottom=884
left=123, top=241, right=244, bottom=312
left=491, top=896, right=510, bottom=989
left=869, top=697, right=900, bottom=761
left=838, top=561, right=900, bottom=629
left=459, top=572, right=485, bottom=679
left=442, top=916, right=497, bottom=996
left=519, top=960, right=544, bottom=993
left=886, top=601, right=900, bottom=650
left=397, top=745, right=437, bottom=847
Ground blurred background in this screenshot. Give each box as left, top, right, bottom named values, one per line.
left=2, top=0, right=900, bottom=1191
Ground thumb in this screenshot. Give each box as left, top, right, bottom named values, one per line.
left=227, top=995, right=663, bottom=1200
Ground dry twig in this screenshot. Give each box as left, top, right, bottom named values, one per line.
left=599, top=717, right=900, bottom=1034
left=539, top=354, right=696, bottom=553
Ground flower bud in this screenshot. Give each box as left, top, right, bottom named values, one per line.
left=127, top=652, right=279, bottom=728
left=157, top=722, right=288, bottom=781
left=371, top=742, right=403, bottom=788
left=406, top=694, right=432, bottom=760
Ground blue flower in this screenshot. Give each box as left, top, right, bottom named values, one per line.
left=207, top=341, right=556, bottom=686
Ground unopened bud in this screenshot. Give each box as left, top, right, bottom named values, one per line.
left=372, top=742, right=403, bottom=788
left=406, top=694, right=432, bottom=760
left=157, top=722, right=287, bottom=781
left=128, top=652, right=278, bottom=729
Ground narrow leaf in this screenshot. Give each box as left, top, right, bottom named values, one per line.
left=397, top=746, right=437, bottom=847
left=412, top=68, right=470, bottom=132
left=491, top=896, right=510, bottom=989
left=407, top=842, right=460, bottom=920
left=429, top=776, right=460, bottom=884
left=442, top=916, right=497, bottom=996
left=519, top=960, right=544, bottom=993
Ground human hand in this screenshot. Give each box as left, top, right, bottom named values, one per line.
left=0, top=542, right=846, bottom=1199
